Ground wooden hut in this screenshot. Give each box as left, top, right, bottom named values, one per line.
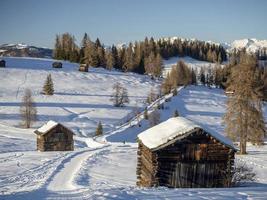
left=0, top=60, right=6, bottom=68
left=136, top=117, right=237, bottom=188
left=79, top=64, right=89, bottom=72
left=52, top=62, right=62, bottom=68
left=34, top=121, right=74, bottom=151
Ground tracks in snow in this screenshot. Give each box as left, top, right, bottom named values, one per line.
left=16, top=70, right=29, bottom=99
left=46, top=144, right=109, bottom=192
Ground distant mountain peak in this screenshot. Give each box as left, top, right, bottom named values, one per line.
left=0, top=43, right=52, bottom=58
left=230, top=38, right=267, bottom=52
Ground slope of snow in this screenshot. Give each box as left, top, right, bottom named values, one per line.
left=0, top=57, right=158, bottom=138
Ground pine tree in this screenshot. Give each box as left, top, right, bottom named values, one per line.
left=53, top=34, right=62, bottom=59
left=154, top=53, right=163, bottom=77
left=95, top=121, right=103, bottom=136
left=43, top=74, right=54, bottom=95
left=144, top=52, right=155, bottom=76
left=174, top=109, right=179, bottom=117
left=200, top=67, right=206, bottom=85
left=20, top=88, right=37, bottom=128
left=191, top=68, right=197, bottom=85
left=88, top=41, right=99, bottom=67
left=97, top=46, right=106, bottom=67
left=224, top=53, right=265, bottom=154
left=123, top=43, right=135, bottom=72
left=111, top=45, right=119, bottom=69
left=105, top=51, right=115, bottom=70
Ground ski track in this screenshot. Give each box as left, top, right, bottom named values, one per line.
left=46, top=145, right=109, bottom=192
left=16, top=70, right=29, bottom=99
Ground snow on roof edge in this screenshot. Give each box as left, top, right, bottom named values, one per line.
left=35, top=120, right=58, bottom=135
left=137, top=117, right=237, bottom=151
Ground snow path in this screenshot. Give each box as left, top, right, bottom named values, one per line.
left=46, top=146, right=108, bottom=191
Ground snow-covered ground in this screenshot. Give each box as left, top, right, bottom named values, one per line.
left=0, top=57, right=158, bottom=139
left=0, top=57, right=267, bottom=199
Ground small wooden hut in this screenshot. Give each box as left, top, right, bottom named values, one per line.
left=52, top=62, right=62, bottom=68
left=0, top=60, right=6, bottom=68
left=137, top=117, right=237, bottom=188
left=79, top=64, right=89, bottom=72
left=34, top=121, right=74, bottom=151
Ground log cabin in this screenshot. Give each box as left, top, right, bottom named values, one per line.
left=34, top=121, right=74, bottom=151
left=52, top=62, right=63, bottom=68
left=0, top=59, right=6, bottom=67
left=137, top=117, right=237, bottom=188
left=79, top=64, right=89, bottom=72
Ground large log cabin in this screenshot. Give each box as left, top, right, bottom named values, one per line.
left=137, top=117, right=237, bottom=188
left=35, top=121, right=74, bottom=151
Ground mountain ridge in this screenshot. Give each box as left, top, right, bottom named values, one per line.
left=1, top=38, right=266, bottom=58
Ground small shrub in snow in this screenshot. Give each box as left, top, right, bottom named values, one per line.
left=232, top=160, right=256, bottom=186
left=174, top=109, right=179, bottom=117
left=95, top=121, right=103, bottom=136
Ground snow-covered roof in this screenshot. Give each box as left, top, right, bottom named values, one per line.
left=35, top=120, right=58, bottom=135
left=137, top=117, right=236, bottom=151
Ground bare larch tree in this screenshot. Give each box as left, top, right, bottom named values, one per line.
left=20, top=88, right=37, bottom=128
left=224, top=52, right=265, bottom=154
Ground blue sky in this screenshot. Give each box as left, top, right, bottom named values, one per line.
left=0, top=0, right=266, bottom=48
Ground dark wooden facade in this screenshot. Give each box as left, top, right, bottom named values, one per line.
left=0, top=60, right=6, bottom=67
left=79, top=64, right=89, bottom=72
left=35, top=123, right=74, bottom=151
left=52, top=62, right=63, bottom=68
left=137, top=128, right=236, bottom=188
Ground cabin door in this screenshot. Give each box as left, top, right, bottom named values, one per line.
left=169, top=162, right=221, bottom=188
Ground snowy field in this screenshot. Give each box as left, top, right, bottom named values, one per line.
left=0, top=57, right=159, bottom=139
left=0, top=57, right=267, bottom=199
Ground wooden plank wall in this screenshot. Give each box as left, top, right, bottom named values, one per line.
left=137, top=128, right=235, bottom=188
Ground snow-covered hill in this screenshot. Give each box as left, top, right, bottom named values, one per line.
left=0, top=85, right=266, bottom=199
left=0, top=57, right=158, bottom=140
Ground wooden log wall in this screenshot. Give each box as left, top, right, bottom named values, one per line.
left=137, top=128, right=236, bottom=188
left=136, top=142, right=159, bottom=187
